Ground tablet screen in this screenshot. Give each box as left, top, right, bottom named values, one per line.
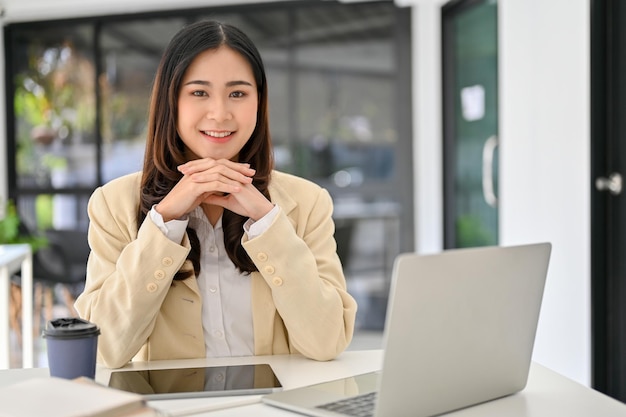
left=107, top=364, right=282, bottom=400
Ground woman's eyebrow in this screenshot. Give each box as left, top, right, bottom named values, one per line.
left=183, top=80, right=254, bottom=87
left=184, top=80, right=210, bottom=86
left=226, top=80, right=254, bottom=87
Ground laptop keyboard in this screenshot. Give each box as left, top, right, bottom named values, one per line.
left=316, top=391, right=377, bottom=417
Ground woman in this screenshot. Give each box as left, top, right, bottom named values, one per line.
left=74, top=20, right=357, bottom=369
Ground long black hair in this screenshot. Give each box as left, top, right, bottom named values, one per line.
left=139, top=20, right=274, bottom=279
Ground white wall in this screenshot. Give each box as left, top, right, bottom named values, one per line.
left=408, top=0, right=445, bottom=255
left=0, top=0, right=591, bottom=385
left=498, top=0, right=590, bottom=385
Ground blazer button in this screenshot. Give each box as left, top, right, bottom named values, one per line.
left=264, top=265, right=275, bottom=275
left=257, top=252, right=268, bottom=262
left=272, top=276, right=283, bottom=287
left=147, top=282, right=158, bottom=292
left=162, top=257, right=173, bottom=267
left=154, top=270, right=166, bottom=280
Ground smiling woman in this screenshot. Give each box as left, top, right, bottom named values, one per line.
left=6, top=1, right=412, bottom=366
left=74, top=20, right=357, bottom=369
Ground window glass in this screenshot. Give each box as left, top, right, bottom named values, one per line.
left=295, top=71, right=395, bottom=183
left=13, top=25, right=96, bottom=190
left=293, top=3, right=396, bottom=187
left=99, top=19, right=185, bottom=182
left=266, top=68, right=291, bottom=170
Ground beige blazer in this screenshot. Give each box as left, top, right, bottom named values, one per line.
left=74, top=170, right=357, bottom=368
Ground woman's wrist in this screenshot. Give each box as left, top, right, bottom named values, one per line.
left=251, top=201, right=275, bottom=222
left=155, top=202, right=184, bottom=222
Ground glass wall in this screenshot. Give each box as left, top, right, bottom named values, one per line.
left=4, top=0, right=413, bottom=330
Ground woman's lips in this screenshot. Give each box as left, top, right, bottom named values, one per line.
left=201, top=130, right=234, bottom=142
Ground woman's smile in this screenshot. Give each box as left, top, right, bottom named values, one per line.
left=201, top=130, right=235, bottom=143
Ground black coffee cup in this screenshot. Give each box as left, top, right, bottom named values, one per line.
left=42, top=318, right=100, bottom=379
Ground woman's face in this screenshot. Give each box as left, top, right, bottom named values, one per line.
left=177, top=46, right=258, bottom=162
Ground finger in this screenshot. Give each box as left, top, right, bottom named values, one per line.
left=197, top=178, right=244, bottom=195
left=179, top=158, right=254, bottom=176
left=189, top=165, right=255, bottom=185
left=202, top=193, right=230, bottom=208
left=206, top=182, right=273, bottom=220
left=179, top=161, right=255, bottom=184
left=177, top=158, right=219, bottom=174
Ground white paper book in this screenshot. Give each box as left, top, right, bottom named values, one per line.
left=0, top=377, right=156, bottom=417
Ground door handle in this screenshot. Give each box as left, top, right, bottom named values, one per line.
left=595, top=172, right=622, bottom=195
left=482, top=135, right=498, bottom=208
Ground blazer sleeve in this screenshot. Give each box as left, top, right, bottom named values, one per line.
left=242, top=186, right=357, bottom=361
left=74, top=185, right=190, bottom=368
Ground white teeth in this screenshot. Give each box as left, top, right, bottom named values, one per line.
left=203, top=131, right=232, bottom=138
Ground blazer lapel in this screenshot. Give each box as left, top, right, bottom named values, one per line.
left=268, top=174, right=298, bottom=216
left=177, top=232, right=201, bottom=297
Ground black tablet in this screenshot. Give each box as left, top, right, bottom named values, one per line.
left=107, top=364, right=283, bottom=400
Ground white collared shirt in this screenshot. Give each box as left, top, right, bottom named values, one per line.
left=149, top=205, right=279, bottom=357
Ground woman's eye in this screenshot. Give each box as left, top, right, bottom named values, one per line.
left=230, top=91, right=246, bottom=98
left=192, top=90, right=207, bottom=97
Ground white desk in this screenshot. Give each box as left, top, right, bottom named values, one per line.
left=0, top=244, right=33, bottom=369
left=99, top=350, right=626, bottom=416
left=1, top=350, right=625, bottom=416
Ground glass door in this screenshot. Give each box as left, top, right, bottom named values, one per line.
left=442, top=0, right=498, bottom=248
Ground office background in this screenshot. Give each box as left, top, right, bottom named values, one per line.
left=0, top=0, right=590, bottom=393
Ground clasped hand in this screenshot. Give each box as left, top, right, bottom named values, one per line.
left=155, top=158, right=274, bottom=222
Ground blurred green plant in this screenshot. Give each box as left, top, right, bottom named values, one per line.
left=456, top=214, right=495, bottom=248
left=13, top=41, right=96, bottom=178
left=0, top=200, right=48, bottom=251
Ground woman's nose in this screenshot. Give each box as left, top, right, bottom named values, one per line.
left=206, top=97, right=232, bottom=122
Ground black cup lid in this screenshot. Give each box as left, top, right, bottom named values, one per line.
left=42, top=318, right=100, bottom=339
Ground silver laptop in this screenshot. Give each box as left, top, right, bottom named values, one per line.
left=263, top=242, right=552, bottom=417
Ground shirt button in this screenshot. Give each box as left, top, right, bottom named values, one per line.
left=257, top=252, right=268, bottom=262
left=162, top=257, right=173, bottom=267
left=272, top=277, right=283, bottom=287
left=209, top=286, right=217, bottom=294
left=264, top=265, right=275, bottom=275
left=154, top=270, right=166, bottom=280
left=147, top=282, right=158, bottom=292
left=209, top=246, right=215, bottom=253
left=214, top=330, right=224, bottom=338
left=215, top=373, right=224, bottom=382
